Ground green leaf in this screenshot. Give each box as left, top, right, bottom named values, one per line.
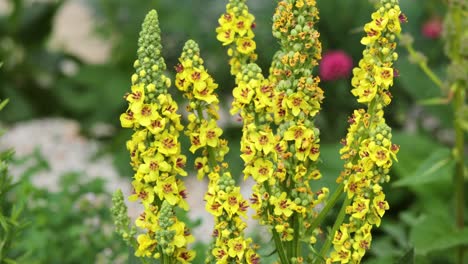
left=0, top=98, right=9, bottom=111
left=382, top=220, right=409, bottom=248
left=393, top=148, right=454, bottom=187
left=395, top=248, right=414, bottom=264
left=456, top=105, right=468, bottom=132
left=395, top=57, right=453, bottom=127
left=411, top=214, right=468, bottom=255
left=391, top=132, right=444, bottom=178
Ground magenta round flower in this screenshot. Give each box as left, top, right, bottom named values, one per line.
left=319, top=50, right=353, bottom=81
left=422, top=17, right=443, bottom=39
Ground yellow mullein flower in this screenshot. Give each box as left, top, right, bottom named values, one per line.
left=250, top=129, right=276, bottom=155
left=240, top=143, right=256, bottom=163
left=212, top=247, right=229, bottom=263
left=372, top=192, right=389, bottom=217
left=134, top=103, right=158, bottom=127
left=245, top=249, right=260, bottom=264
left=285, top=92, right=309, bottom=116
left=328, top=245, right=351, bottom=264
left=157, top=132, right=180, bottom=156
left=120, top=110, right=136, bottom=128
left=332, top=225, right=350, bottom=246
left=234, top=14, right=254, bottom=36
left=232, top=83, right=255, bottom=104
left=200, top=119, right=223, bottom=147
left=147, top=116, right=166, bottom=134
left=216, top=27, right=236, bottom=46
left=218, top=12, right=235, bottom=27
left=171, top=155, right=188, bottom=176
left=129, top=180, right=155, bottom=204
left=249, top=158, right=274, bottom=183
left=194, top=156, right=209, bottom=179
left=170, top=221, right=189, bottom=248
left=283, top=124, right=314, bottom=147
left=189, top=133, right=203, bottom=153
left=227, top=237, right=247, bottom=259
left=352, top=231, right=371, bottom=260
left=175, top=248, right=196, bottom=263
left=138, top=153, right=171, bottom=182
left=375, top=66, right=394, bottom=89
left=135, top=234, right=157, bottom=258
left=154, top=176, right=179, bottom=206
left=270, top=192, right=296, bottom=217
left=126, top=83, right=146, bottom=104
left=367, top=141, right=391, bottom=168
left=223, top=191, right=241, bottom=217
left=350, top=197, right=370, bottom=220
left=236, top=37, right=256, bottom=54
left=194, top=76, right=219, bottom=104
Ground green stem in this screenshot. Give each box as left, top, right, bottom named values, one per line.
left=264, top=182, right=290, bottom=264
left=308, top=183, right=345, bottom=235
left=294, top=215, right=302, bottom=259
left=446, top=3, right=466, bottom=264
left=316, top=196, right=351, bottom=263
left=402, top=39, right=444, bottom=91
left=453, top=82, right=465, bottom=264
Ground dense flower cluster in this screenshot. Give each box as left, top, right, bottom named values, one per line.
left=216, top=0, right=258, bottom=76
left=224, top=0, right=328, bottom=262
left=175, top=40, right=259, bottom=264
left=327, top=0, right=402, bottom=263
left=119, top=10, right=195, bottom=262
left=268, top=0, right=328, bottom=258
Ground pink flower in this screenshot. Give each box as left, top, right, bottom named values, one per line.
left=319, top=50, right=353, bottom=82
left=422, top=17, right=443, bottom=39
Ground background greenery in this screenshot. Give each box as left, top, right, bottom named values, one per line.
left=0, top=0, right=466, bottom=263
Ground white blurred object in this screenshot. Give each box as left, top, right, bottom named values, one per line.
left=48, top=0, right=111, bottom=64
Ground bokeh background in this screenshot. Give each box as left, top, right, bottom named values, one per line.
left=1, top=0, right=466, bottom=263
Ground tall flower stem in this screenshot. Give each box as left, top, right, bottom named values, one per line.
left=401, top=38, right=444, bottom=91
left=445, top=2, right=466, bottom=263
left=264, top=182, right=290, bottom=264
left=315, top=197, right=351, bottom=264
left=308, top=183, right=344, bottom=235
left=453, top=81, right=465, bottom=264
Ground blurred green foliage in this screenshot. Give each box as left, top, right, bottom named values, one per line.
left=0, top=0, right=466, bottom=263
left=9, top=151, right=127, bottom=264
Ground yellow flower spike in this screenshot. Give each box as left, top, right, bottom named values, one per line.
left=176, top=39, right=256, bottom=263
left=217, top=0, right=258, bottom=76
left=119, top=10, right=193, bottom=261
left=327, top=0, right=402, bottom=262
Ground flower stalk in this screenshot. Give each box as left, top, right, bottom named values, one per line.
left=118, top=10, right=195, bottom=263
left=175, top=39, right=259, bottom=264
left=323, top=0, right=402, bottom=262
left=444, top=2, right=467, bottom=263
